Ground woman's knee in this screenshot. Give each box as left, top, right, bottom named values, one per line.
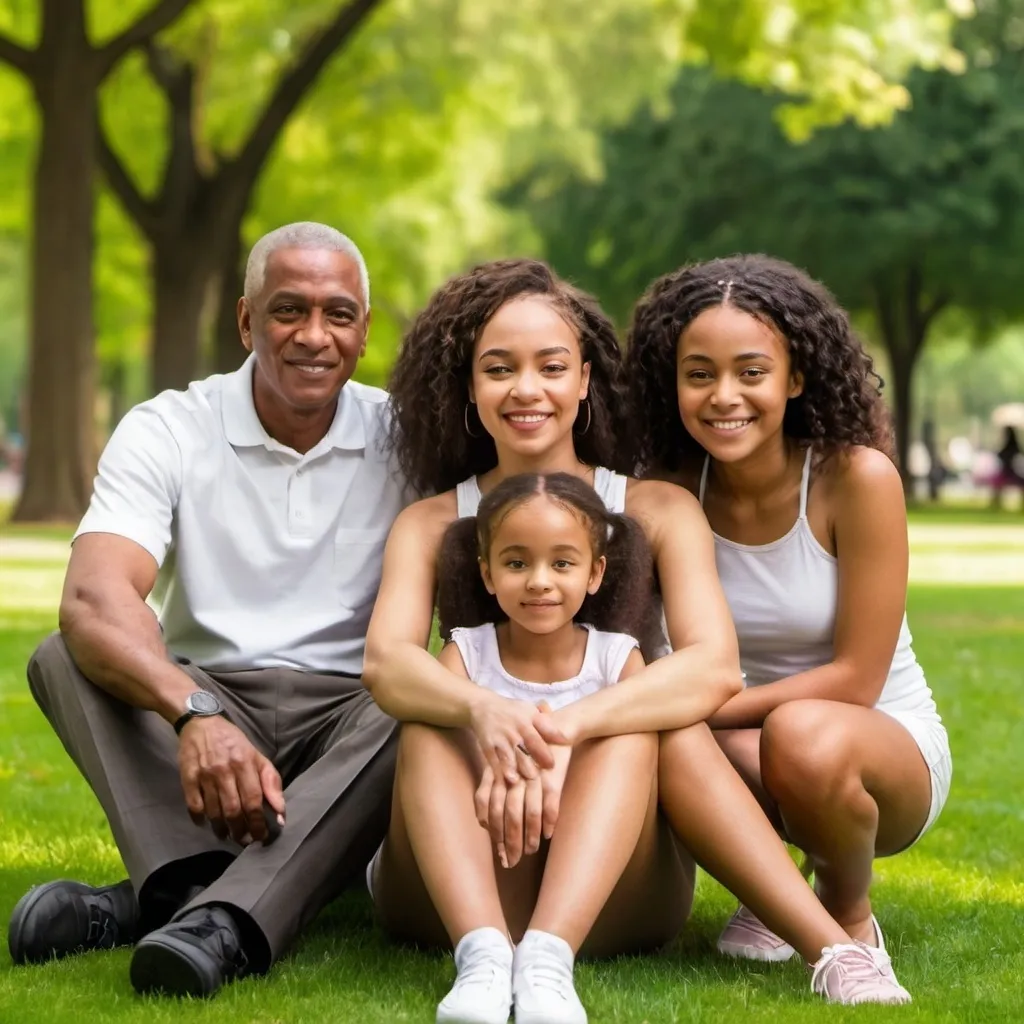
left=761, top=701, right=865, bottom=810
left=577, top=730, right=658, bottom=776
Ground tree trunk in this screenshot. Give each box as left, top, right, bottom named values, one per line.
left=873, top=268, right=947, bottom=497
left=213, top=230, right=246, bottom=375
left=888, top=344, right=916, bottom=491
left=150, top=246, right=217, bottom=394
left=12, top=41, right=97, bottom=521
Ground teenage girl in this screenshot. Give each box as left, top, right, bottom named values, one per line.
left=626, top=253, right=952, bottom=964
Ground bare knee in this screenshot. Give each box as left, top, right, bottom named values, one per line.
left=577, top=730, right=657, bottom=776
left=761, top=702, right=869, bottom=817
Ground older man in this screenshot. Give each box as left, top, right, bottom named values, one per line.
left=7, top=223, right=412, bottom=997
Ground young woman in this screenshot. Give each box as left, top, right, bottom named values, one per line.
left=362, top=258, right=910, bottom=1024
left=626, top=253, right=952, bottom=964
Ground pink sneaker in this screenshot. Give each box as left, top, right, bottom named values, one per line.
left=716, top=905, right=796, bottom=962
left=810, top=943, right=912, bottom=1005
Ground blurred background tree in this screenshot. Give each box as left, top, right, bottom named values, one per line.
left=0, top=0, right=980, bottom=519
left=513, top=0, right=1024, bottom=484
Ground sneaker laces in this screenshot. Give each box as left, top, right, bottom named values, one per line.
left=453, top=947, right=510, bottom=992
left=730, top=906, right=782, bottom=940
left=811, top=942, right=908, bottom=1002
left=519, top=956, right=574, bottom=999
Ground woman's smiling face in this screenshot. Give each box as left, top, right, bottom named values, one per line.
left=676, top=304, right=802, bottom=463
left=470, top=295, right=591, bottom=458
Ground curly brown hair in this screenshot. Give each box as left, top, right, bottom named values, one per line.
left=387, top=259, right=634, bottom=495
left=436, top=473, right=662, bottom=660
left=625, top=254, right=894, bottom=474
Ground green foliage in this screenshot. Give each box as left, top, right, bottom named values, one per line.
left=514, top=0, right=1024, bottom=350
left=0, top=0, right=971, bottom=411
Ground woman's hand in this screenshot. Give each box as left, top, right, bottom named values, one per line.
left=468, top=692, right=568, bottom=785
left=474, top=745, right=573, bottom=868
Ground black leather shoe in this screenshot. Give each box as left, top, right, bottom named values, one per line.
left=8, top=879, right=140, bottom=964
left=129, top=906, right=249, bottom=997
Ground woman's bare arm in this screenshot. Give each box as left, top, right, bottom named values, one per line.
left=553, top=481, right=743, bottom=742
left=362, top=499, right=566, bottom=779
left=708, top=448, right=908, bottom=728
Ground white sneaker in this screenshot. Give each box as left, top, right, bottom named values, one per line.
left=436, top=927, right=513, bottom=1024
left=716, top=905, right=797, bottom=962
left=810, top=943, right=912, bottom=1005
left=512, top=930, right=587, bottom=1024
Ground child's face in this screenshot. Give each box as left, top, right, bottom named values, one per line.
left=480, top=495, right=606, bottom=635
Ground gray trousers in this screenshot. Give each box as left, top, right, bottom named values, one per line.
left=27, top=633, right=398, bottom=970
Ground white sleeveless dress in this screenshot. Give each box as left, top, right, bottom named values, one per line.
left=450, top=622, right=638, bottom=710
left=699, top=448, right=952, bottom=840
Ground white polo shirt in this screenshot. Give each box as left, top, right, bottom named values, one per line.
left=74, top=355, right=414, bottom=674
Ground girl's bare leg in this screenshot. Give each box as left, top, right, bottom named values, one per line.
left=659, top=721, right=852, bottom=963
left=374, top=722, right=505, bottom=946
left=760, top=699, right=933, bottom=944
left=376, top=728, right=692, bottom=956
left=529, top=732, right=694, bottom=955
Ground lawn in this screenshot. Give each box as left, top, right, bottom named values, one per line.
left=0, top=515, right=1022, bottom=1022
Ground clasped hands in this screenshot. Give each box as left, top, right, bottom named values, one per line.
left=468, top=694, right=577, bottom=869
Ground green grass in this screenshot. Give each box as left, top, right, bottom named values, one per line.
left=1, top=542, right=1023, bottom=1021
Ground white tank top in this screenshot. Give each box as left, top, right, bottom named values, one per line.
left=451, top=623, right=638, bottom=711
left=455, top=466, right=628, bottom=518
left=699, top=449, right=940, bottom=720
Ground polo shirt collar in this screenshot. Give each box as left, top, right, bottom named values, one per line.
left=222, top=354, right=366, bottom=452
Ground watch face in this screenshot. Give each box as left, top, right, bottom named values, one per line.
left=188, top=691, right=221, bottom=715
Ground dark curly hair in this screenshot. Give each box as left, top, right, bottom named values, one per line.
left=436, top=473, right=661, bottom=660
left=625, top=254, right=894, bottom=474
left=387, top=259, right=634, bottom=495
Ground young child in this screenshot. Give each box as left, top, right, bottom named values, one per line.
left=430, top=470, right=659, bottom=1024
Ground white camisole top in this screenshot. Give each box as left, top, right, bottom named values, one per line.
left=450, top=623, right=638, bottom=711
left=699, top=448, right=940, bottom=720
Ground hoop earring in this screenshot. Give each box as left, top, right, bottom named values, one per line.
left=464, top=402, right=483, bottom=439
left=574, top=398, right=592, bottom=437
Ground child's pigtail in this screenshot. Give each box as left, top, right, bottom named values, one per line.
left=579, top=513, right=661, bottom=659
left=436, top=517, right=503, bottom=641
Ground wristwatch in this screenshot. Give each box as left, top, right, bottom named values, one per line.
left=173, top=690, right=225, bottom=734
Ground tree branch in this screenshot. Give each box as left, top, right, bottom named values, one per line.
left=921, top=290, right=951, bottom=329
left=228, top=0, right=383, bottom=191
left=97, top=121, right=160, bottom=239
left=0, top=31, right=36, bottom=78
left=97, top=0, right=194, bottom=80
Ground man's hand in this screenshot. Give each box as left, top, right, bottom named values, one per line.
left=468, top=693, right=568, bottom=785
left=177, top=716, right=285, bottom=845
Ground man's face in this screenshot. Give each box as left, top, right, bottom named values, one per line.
left=238, top=247, right=369, bottom=415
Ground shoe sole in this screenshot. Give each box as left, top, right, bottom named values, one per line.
left=8, top=880, right=104, bottom=965
left=717, top=939, right=797, bottom=963
left=130, top=933, right=221, bottom=998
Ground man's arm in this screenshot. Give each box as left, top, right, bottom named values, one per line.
left=58, top=534, right=200, bottom=721
left=60, top=406, right=282, bottom=845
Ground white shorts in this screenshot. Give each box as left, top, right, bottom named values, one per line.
left=882, top=709, right=952, bottom=847
left=365, top=841, right=384, bottom=902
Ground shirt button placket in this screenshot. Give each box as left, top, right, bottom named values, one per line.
left=289, top=463, right=312, bottom=536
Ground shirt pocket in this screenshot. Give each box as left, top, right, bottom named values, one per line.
left=333, top=527, right=389, bottom=611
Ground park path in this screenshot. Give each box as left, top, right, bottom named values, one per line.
left=2, top=523, right=1023, bottom=615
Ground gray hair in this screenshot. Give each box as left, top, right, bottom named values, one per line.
left=244, top=222, right=370, bottom=308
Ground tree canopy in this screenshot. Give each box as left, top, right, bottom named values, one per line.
left=514, top=0, right=1024, bottom=479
